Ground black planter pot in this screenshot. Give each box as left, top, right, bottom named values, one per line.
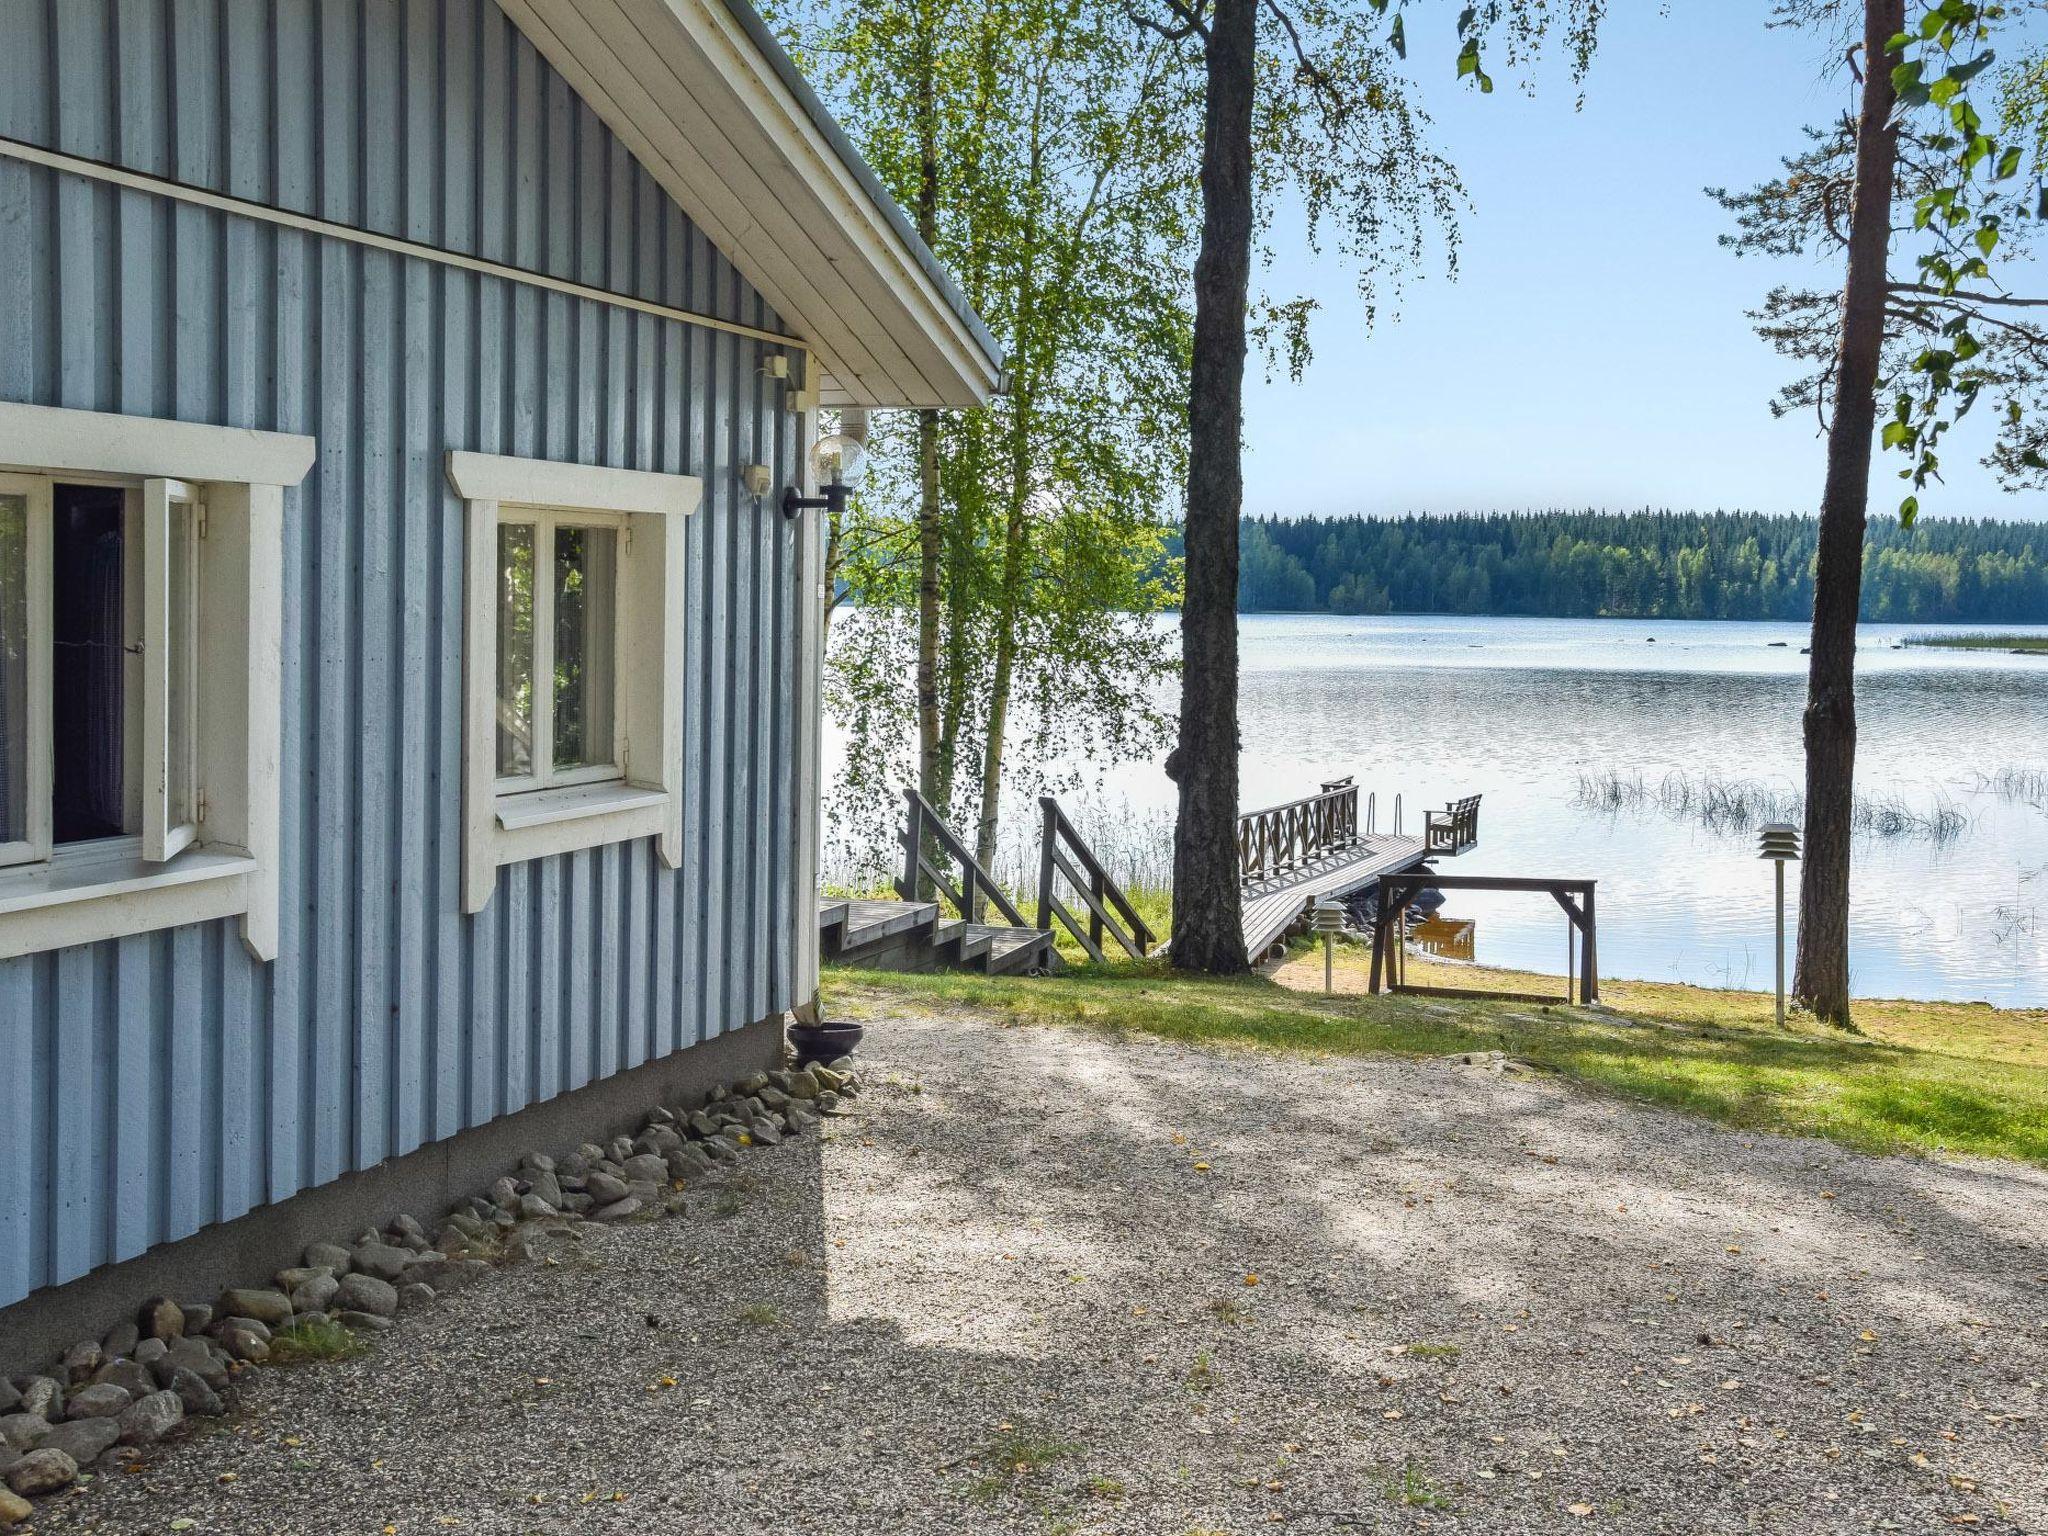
left=788, top=1020, right=864, bottom=1066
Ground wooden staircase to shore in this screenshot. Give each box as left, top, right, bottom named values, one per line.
left=816, top=896, right=1053, bottom=975
left=817, top=788, right=1057, bottom=976
left=818, top=778, right=1478, bottom=977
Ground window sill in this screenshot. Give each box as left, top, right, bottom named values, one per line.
left=495, top=781, right=668, bottom=832
left=0, top=841, right=259, bottom=959
left=480, top=781, right=677, bottom=891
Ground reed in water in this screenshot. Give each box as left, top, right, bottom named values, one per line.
left=1574, top=768, right=1969, bottom=843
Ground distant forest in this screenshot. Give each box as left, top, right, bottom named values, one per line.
left=1224, top=510, right=2048, bottom=623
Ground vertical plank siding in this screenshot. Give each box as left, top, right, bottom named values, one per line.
left=0, top=0, right=811, bottom=1308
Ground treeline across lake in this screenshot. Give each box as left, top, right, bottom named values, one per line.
left=1231, top=510, right=2048, bottom=623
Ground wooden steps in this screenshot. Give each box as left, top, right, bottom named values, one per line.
left=819, top=897, right=1055, bottom=976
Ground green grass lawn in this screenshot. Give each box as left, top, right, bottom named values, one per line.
left=825, top=947, right=2048, bottom=1167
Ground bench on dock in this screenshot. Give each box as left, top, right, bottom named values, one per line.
left=1425, top=795, right=1482, bottom=857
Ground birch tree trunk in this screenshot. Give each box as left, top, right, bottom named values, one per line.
left=913, top=3, right=945, bottom=890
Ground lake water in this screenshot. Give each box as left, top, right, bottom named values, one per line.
left=829, top=613, right=2048, bottom=1005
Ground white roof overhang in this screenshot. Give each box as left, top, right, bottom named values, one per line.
left=496, top=0, right=1004, bottom=410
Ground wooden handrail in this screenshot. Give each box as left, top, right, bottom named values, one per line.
left=1236, top=778, right=1360, bottom=884
left=1035, top=797, right=1156, bottom=962
left=896, top=787, right=1030, bottom=928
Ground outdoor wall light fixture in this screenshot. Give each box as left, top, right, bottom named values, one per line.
left=781, top=431, right=867, bottom=521
left=1311, top=895, right=1348, bottom=995
left=1759, top=822, right=1801, bottom=1026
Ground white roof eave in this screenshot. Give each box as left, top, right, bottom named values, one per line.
left=498, top=0, right=1003, bottom=410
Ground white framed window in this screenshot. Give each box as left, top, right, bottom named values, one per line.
left=448, top=451, right=699, bottom=914
left=492, top=509, right=625, bottom=794
left=0, top=402, right=314, bottom=961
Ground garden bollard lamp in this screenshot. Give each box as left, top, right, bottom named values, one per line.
left=1311, top=896, right=1347, bottom=995
left=1758, top=823, right=1800, bottom=1026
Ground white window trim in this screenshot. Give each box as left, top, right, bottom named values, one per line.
left=449, top=451, right=699, bottom=914
left=0, top=400, right=312, bottom=962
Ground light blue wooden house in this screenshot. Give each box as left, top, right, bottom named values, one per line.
left=0, top=0, right=999, bottom=1355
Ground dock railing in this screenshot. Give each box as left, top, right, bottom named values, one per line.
left=897, top=787, right=1030, bottom=928
left=1035, top=797, right=1157, bottom=962
left=1237, top=777, right=1361, bottom=885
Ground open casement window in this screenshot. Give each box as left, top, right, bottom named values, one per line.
left=449, top=451, right=700, bottom=914
left=0, top=401, right=313, bottom=961
left=143, top=478, right=202, bottom=861
left=0, top=474, right=54, bottom=869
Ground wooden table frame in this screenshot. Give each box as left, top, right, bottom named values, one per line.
left=1370, top=873, right=1598, bottom=1005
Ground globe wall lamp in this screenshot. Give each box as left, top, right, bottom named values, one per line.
left=1758, top=822, right=1800, bottom=1026
left=782, top=432, right=867, bottom=521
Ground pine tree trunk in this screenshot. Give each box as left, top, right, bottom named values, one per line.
left=1794, top=0, right=1901, bottom=1026
left=1169, top=0, right=1255, bottom=974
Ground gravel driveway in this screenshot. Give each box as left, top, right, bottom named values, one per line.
left=31, top=1006, right=2048, bottom=1535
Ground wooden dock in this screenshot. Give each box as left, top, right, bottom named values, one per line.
left=1230, top=779, right=1478, bottom=959
left=1239, top=833, right=1428, bottom=958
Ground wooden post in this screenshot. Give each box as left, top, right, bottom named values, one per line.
left=1565, top=910, right=1574, bottom=1003
left=1368, top=896, right=1387, bottom=994
left=1580, top=885, right=1599, bottom=1004
left=901, top=787, right=922, bottom=902
left=1036, top=797, right=1057, bottom=935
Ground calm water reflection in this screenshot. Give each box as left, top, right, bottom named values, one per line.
left=827, top=613, right=2048, bottom=1004
left=1136, top=616, right=2046, bottom=1005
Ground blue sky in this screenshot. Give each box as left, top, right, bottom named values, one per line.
left=1241, top=1, right=2048, bottom=523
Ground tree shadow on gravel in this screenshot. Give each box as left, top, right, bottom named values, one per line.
left=27, top=1015, right=2048, bottom=1536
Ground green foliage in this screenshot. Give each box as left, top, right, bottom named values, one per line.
left=1237, top=522, right=1319, bottom=610
left=773, top=0, right=1192, bottom=878
left=1724, top=3, right=2048, bottom=518
left=1382, top=1461, right=1452, bottom=1510
left=268, top=1318, right=368, bottom=1364
left=966, top=1427, right=1083, bottom=1502
left=1230, top=509, right=2048, bottom=622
